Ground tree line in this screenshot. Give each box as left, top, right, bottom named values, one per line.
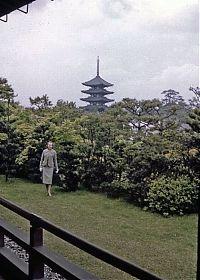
left=0, top=77, right=200, bottom=216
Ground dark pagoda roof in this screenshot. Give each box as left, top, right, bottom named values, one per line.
left=81, top=88, right=114, bottom=95
left=82, top=75, right=113, bottom=88
left=80, top=96, right=114, bottom=103
left=80, top=104, right=108, bottom=112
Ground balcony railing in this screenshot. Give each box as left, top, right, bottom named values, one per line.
left=0, top=196, right=165, bottom=279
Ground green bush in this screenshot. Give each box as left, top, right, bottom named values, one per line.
left=146, top=175, right=198, bottom=216
left=56, top=140, right=80, bottom=191
left=106, top=178, right=130, bottom=198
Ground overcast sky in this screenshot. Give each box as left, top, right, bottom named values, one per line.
left=0, top=0, right=199, bottom=106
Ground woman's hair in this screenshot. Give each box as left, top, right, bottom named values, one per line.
left=47, top=141, right=53, bottom=147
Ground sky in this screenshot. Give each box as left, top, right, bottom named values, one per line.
left=0, top=0, right=199, bottom=107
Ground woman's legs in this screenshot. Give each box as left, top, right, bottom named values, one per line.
left=48, top=185, right=52, bottom=196
left=45, top=184, right=52, bottom=196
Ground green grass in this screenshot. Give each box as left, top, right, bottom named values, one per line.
left=0, top=176, right=197, bottom=280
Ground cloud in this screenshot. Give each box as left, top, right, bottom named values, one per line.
left=30, top=0, right=63, bottom=11
left=99, top=0, right=134, bottom=18
left=151, top=64, right=199, bottom=95
left=142, top=2, right=199, bottom=34
left=30, top=0, right=50, bottom=9
left=0, top=0, right=198, bottom=107
left=133, top=64, right=199, bottom=101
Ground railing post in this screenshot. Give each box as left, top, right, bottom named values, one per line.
left=29, top=216, right=44, bottom=280
left=0, top=231, right=4, bottom=247
left=197, top=185, right=200, bottom=280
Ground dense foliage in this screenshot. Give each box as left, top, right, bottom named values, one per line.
left=146, top=175, right=198, bottom=216
left=0, top=78, right=200, bottom=215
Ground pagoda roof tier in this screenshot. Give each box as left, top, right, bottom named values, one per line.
left=81, top=88, right=114, bottom=95
left=80, top=104, right=108, bottom=112
left=80, top=96, right=114, bottom=103
left=82, top=75, right=113, bottom=88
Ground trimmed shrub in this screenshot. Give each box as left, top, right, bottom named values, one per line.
left=146, top=175, right=198, bottom=216
left=106, top=178, right=130, bottom=198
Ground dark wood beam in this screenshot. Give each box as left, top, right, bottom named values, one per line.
left=0, top=0, right=35, bottom=18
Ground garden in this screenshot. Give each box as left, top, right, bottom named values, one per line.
left=0, top=79, right=200, bottom=279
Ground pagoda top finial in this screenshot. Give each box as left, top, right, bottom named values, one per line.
left=97, top=56, right=100, bottom=76
left=82, top=57, right=114, bottom=87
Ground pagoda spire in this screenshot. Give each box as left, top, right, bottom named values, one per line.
left=97, top=56, right=100, bottom=76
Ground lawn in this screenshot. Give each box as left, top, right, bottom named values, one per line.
left=0, top=176, right=197, bottom=280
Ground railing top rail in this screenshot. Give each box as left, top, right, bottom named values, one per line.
left=0, top=197, right=32, bottom=220
left=0, top=196, right=164, bottom=280
left=32, top=215, right=163, bottom=280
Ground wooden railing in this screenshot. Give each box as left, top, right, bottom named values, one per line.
left=0, top=197, right=164, bottom=280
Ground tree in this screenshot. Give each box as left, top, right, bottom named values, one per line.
left=29, top=94, right=52, bottom=110
left=187, top=108, right=200, bottom=133
left=53, top=100, right=80, bottom=124
left=118, top=97, right=181, bottom=136
left=161, top=89, right=184, bottom=105
left=56, top=99, right=76, bottom=108
left=119, top=98, right=160, bottom=133
left=56, top=140, right=80, bottom=191
left=0, top=125, right=21, bottom=181
left=0, top=78, right=19, bottom=181
left=188, top=86, right=200, bottom=108
left=0, top=77, right=17, bottom=123
left=155, top=90, right=189, bottom=134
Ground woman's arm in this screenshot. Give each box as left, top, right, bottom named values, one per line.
left=39, top=150, right=44, bottom=169
left=54, top=151, right=59, bottom=171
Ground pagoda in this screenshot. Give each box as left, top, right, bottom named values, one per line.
left=80, top=57, right=114, bottom=111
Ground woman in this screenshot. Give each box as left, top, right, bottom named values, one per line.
left=39, top=141, right=59, bottom=196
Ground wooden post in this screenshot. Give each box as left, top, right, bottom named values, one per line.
left=0, top=231, right=4, bottom=247
left=29, top=225, right=44, bottom=279
left=197, top=185, right=200, bottom=280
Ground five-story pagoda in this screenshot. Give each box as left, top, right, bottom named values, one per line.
left=80, top=57, right=114, bottom=111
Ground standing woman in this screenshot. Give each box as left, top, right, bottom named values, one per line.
left=39, top=141, right=59, bottom=196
